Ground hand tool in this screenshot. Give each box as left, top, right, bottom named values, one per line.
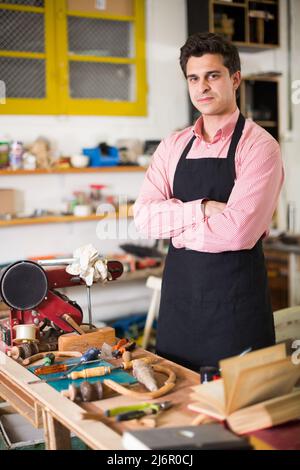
left=67, top=356, right=155, bottom=380
left=61, top=381, right=104, bottom=402
left=106, top=401, right=172, bottom=421
left=62, top=313, right=85, bottom=335
left=112, top=338, right=136, bottom=358
left=27, top=356, right=155, bottom=384
left=60, top=347, right=100, bottom=375
left=23, top=350, right=82, bottom=366
left=41, top=353, right=55, bottom=367
left=33, top=354, right=103, bottom=376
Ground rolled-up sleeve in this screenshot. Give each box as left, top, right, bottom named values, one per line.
left=133, top=139, right=203, bottom=239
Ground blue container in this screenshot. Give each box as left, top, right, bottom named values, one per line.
left=83, top=145, right=119, bottom=167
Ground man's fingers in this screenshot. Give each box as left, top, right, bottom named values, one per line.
left=204, top=200, right=226, bottom=217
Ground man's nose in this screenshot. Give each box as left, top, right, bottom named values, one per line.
left=197, top=78, right=210, bottom=94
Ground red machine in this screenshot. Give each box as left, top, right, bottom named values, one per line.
left=0, top=258, right=123, bottom=352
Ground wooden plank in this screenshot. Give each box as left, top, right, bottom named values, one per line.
left=0, top=166, right=145, bottom=176
left=119, top=266, right=164, bottom=282
left=46, top=411, right=72, bottom=450
left=0, top=381, right=37, bottom=427
left=0, top=208, right=133, bottom=227
left=58, top=326, right=116, bottom=352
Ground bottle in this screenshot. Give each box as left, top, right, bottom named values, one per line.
left=9, top=141, right=24, bottom=170
left=90, top=184, right=106, bottom=213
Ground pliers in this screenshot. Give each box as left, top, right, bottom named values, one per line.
left=112, top=338, right=136, bottom=358
left=105, top=401, right=172, bottom=421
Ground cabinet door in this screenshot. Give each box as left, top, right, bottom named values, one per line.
left=0, top=0, right=58, bottom=114
left=55, top=0, right=147, bottom=116
left=0, top=0, right=147, bottom=116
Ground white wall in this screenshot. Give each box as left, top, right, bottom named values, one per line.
left=0, top=0, right=189, bottom=152
left=0, top=0, right=189, bottom=323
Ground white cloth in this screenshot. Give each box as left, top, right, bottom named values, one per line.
left=66, top=244, right=108, bottom=286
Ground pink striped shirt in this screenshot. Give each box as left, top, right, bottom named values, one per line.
left=134, top=108, right=284, bottom=252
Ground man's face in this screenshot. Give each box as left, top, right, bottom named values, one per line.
left=186, top=53, right=241, bottom=116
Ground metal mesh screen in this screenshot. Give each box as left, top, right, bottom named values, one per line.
left=1, top=1, right=44, bottom=6
left=68, top=17, right=133, bottom=57
left=69, top=61, right=134, bottom=101
left=0, top=57, right=45, bottom=98
left=0, top=10, right=44, bottom=52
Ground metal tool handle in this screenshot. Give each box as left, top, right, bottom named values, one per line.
left=37, top=258, right=76, bottom=266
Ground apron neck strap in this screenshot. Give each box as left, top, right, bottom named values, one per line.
left=226, top=112, right=246, bottom=160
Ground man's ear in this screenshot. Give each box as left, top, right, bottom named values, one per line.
left=232, top=71, right=241, bottom=92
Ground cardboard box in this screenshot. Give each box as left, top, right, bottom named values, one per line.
left=0, top=413, right=89, bottom=450
left=67, top=0, right=134, bottom=16
left=0, top=189, right=24, bottom=215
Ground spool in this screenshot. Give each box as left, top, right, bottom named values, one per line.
left=13, top=324, right=37, bottom=344
left=61, top=381, right=103, bottom=402
left=8, top=341, right=58, bottom=360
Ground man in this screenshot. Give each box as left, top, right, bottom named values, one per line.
left=134, top=33, right=284, bottom=371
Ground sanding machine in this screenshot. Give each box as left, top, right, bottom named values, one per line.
left=0, top=256, right=123, bottom=352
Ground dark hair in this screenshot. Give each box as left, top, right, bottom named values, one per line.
left=180, top=32, right=241, bottom=77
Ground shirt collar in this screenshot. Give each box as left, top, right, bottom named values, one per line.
left=192, top=108, right=240, bottom=143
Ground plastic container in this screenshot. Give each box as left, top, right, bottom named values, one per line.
left=0, top=141, right=9, bottom=168
left=82, top=145, right=119, bottom=167
left=9, top=141, right=24, bottom=170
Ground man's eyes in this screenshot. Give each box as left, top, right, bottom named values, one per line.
left=188, top=74, right=220, bottom=83
left=208, top=73, right=220, bottom=79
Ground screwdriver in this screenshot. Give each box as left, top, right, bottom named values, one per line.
left=30, top=347, right=100, bottom=378
left=66, top=347, right=100, bottom=375
left=33, top=353, right=102, bottom=376
left=27, top=356, right=155, bottom=384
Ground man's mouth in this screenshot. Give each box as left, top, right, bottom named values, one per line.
left=197, top=96, right=214, bottom=103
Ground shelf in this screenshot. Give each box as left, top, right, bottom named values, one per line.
left=248, top=0, right=277, bottom=4
left=213, top=1, right=246, bottom=8
left=0, top=166, right=146, bottom=176
left=233, top=42, right=279, bottom=51
left=119, top=265, right=164, bottom=282
left=0, top=205, right=134, bottom=228
left=255, top=120, right=277, bottom=127
left=211, top=0, right=279, bottom=47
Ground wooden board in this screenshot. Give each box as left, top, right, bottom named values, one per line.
left=58, top=326, right=116, bottom=353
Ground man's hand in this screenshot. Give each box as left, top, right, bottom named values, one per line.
left=203, top=200, right=226, bottom=217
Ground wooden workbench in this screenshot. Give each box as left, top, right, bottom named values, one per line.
left=0, top=350, right=200, bottom=450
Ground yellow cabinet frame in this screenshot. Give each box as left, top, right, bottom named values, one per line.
left=0, top=0, right=147, bottom=116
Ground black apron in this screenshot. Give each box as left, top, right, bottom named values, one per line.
left=156, top=113, right=275, bottom=371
